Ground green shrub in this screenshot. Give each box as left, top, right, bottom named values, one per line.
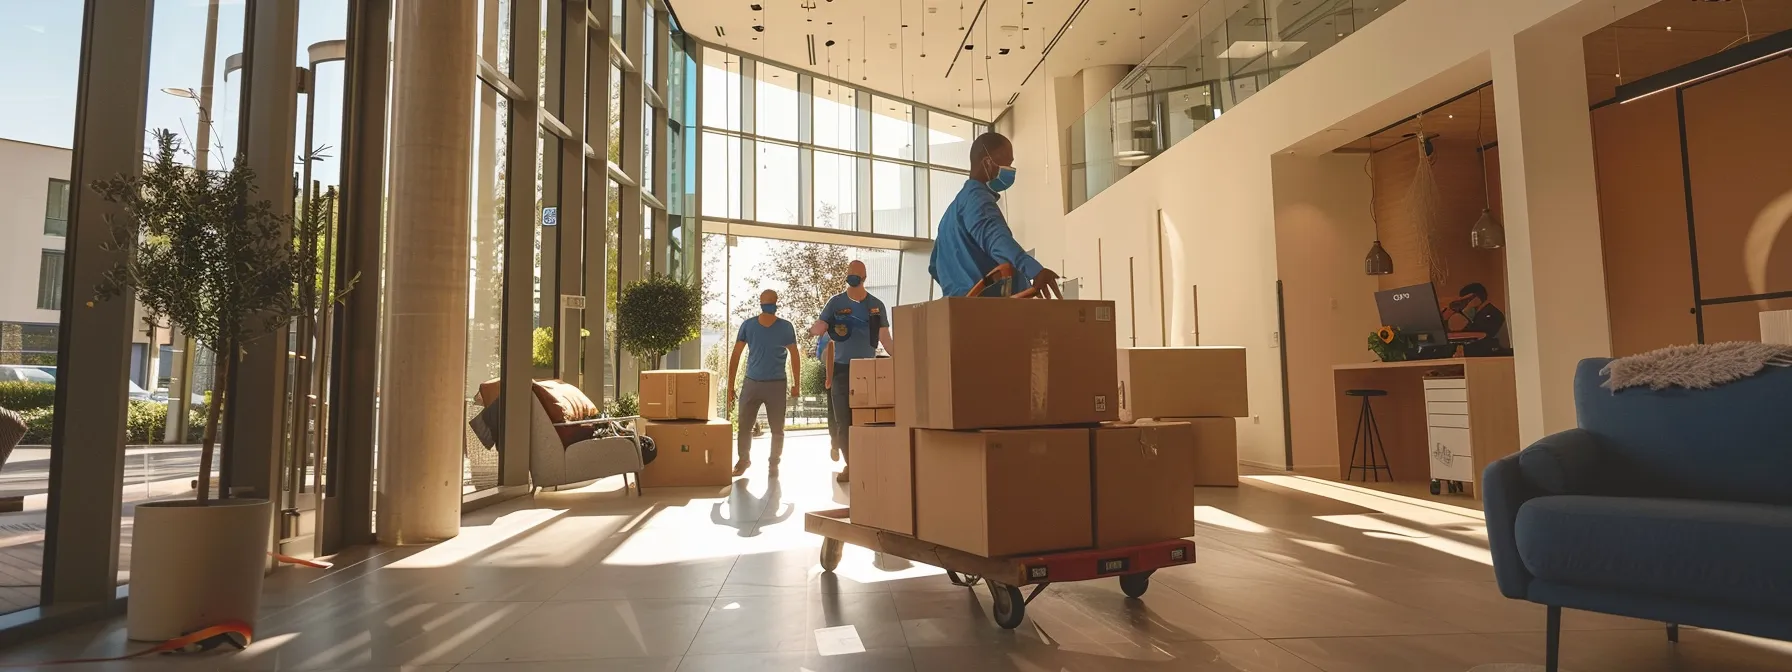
left=126, top=400, right=167, bottom=444
left=606, top=392, right=639, bottom=418
left=617, top=275, right=703, bottom=364
left=0, top=381, right=56, bottom=412
left=533, top=326, right=592, bottom=369
left=18, top=407, right=53, bottom=445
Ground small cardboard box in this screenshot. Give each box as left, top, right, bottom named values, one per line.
left=1117, top=347, right=1248, bottom=421
left=914, top=428, right=1092, bottom=557
left=1158, top=417, right=1240, bottom=487
left=849, top=358, right=897, bottom=409
left=849, top=425, right=913, bottom=534
left=895, top=298, right=1119, bottom=430
left=638, top=419, right=732, bottom=487
left=851, top=407, right=897, bottom=425
left=1092, top=423, right=1197, bottom=548
left=639, top=370, right=717, bottom=421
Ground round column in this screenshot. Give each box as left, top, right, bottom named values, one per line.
left=378, top=0, right=476, bottom=544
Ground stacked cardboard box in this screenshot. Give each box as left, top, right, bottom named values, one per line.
left=1117, top=347, right=1248, bottom=487
left=848, top=358, right=897, bottom=426
left=637, top=370, right=731, bottom=488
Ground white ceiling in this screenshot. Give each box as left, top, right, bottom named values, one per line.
left=670, top=0, right=1200, bottom=121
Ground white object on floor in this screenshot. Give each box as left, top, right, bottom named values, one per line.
left=814, top=625, right=865, bottom=656
left=1764, top=310, right=1792, bottom=346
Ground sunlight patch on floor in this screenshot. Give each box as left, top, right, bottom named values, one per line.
left=1315, top=513, right=1493, bottom=565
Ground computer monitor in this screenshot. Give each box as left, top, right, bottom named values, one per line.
left=1375, top=283, right=1449, bottom=350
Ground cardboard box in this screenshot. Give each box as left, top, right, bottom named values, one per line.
left=914, top=428, right=1092, bottom=557
left=851, top=407, right=897, bottom=425
left=1092, top=423, right=1197, bottom=548
left=895, top=298, right=1119, bottom=430
left=1158, top=417, right=1240, bottom=487
left=1117, top=347, right=1249, bottom=421
left=638, top=419, right=732, bottom=487
left=849, top=426, right=913, bottom=534
left=639, top=370, right=717, bottom=421
left=848, top=358, right=897, bottom=408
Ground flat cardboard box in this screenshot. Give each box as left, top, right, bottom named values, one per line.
left=1158, top=417, right=1240, bottom=487
left=849, top=358, right=897, bottom=409
left=1092, top=423, right=1197, bottom=548
left=638, top=419, right=732, bottom=487
left=1118, top=347, right=1248, bottom=421
left=849, top=426, right=913, bottom=534
left=851, top=407, right=897, bottom=425
left=895, top=298, right=1119, bottom=430
left=639, top=370, right=717, bottom=420
left=914, top=428, right=1092, bottom=557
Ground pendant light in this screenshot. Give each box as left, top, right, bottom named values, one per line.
left=1364, top=155, right=1394, bottom=275
left=1470, top=88, right=1505, bottom=249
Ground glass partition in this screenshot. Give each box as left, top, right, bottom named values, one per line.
left=1069, top=0, right=1407, bottom=209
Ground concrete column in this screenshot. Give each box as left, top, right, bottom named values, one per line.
left=1491, top=25, right=1612, bottom=444
left=378, top=0, right=476, bottom=544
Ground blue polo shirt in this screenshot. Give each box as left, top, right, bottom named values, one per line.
left=819, top=292, right=887, bottom=364
left=737, top=316, right=797, bottom=381
left=929, top=179, right=1045, bottom=297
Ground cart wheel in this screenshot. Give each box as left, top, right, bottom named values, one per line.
left=819, top=539, right=844, bottom=572
left=1429, top=479, right=1442, bottom=496
left=1119, top=571, right=1152, bottom=599
left=988, top=582, right=1026, bottom=629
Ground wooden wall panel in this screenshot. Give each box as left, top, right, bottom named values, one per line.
left=1370, top=137, right=1508, bottom=316
left=1683, top=57, right=1792, bottom=302
left=1592, top=93, right=1698, bottom=355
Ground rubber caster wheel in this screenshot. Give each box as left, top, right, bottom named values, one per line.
left=988, top=582, right=1025, bottom=629
left=1119, top=571, right=1153, bottom=599
left=1429, top=479, right=1442, bottom=496
left=819, top=539, right=843, bottom=572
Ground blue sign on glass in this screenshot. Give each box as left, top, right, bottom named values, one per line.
left=543, top=206, right=559, bottom=227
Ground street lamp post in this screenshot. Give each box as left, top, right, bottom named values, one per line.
left=162, top=0, right=222, bottom=444
left=286, top=39, right=346, bottom=524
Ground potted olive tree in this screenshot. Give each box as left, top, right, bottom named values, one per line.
left=92, top=130, right=342, bottom=641
left=617, top=274, right=703, bottom=368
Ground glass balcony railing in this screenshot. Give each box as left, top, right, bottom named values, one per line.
left=1068, top=0, right=1406, bottom=209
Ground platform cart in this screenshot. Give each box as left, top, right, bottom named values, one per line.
left=806, top=508, right=1197, bottom=629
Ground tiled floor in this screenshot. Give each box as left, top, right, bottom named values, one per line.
left=4, top=430, right=1791, bottom=671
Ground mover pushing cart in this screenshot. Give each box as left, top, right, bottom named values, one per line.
left=806, top=508, right=1196, bottom=629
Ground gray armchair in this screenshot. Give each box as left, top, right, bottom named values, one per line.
left=528, top=385, right=645, bottom=493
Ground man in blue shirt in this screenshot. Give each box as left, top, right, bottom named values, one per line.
left=810, top=260, right=894, bottom=483
left=727, top=290, right=800, bottom=477
left=931, top=132, right=1062, bottom=298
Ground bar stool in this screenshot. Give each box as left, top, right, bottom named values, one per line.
left=1345, top=389, right=1393, bottom=482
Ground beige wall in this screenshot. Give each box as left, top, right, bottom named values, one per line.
left=0, top=139, right=72, bottom=327
left=1272, top=153, right=1381, bottom=473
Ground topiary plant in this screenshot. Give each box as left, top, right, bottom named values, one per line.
left=617, top=274, right=702, bottom=367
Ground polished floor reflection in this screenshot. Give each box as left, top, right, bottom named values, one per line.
left=3, top=430, right=1790, bottom=671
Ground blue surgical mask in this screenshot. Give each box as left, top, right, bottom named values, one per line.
left=761, top=303, right=778, bottom=315
left=846, top=274, right=864, bottom=287
left=988, top=166, right=1018, bottom=193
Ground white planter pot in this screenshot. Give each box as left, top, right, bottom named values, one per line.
left=126, top=498, right=272, bottom=642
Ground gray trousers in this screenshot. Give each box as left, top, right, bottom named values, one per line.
left=737, top=378, right=787, bottom=462
left=828, top=366, right=852, bottom=463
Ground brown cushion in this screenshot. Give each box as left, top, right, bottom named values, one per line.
left=531, top=380, right=599, bottom=446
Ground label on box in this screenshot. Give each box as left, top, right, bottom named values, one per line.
left=1096, top=306, right=1113, bottom=322
left=1094, top=395, right=1108, bottom=412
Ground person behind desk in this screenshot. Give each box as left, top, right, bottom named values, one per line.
left=1449, top=282, right=1506, bottom=357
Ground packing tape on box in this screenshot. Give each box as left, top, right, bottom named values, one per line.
left=1138, top=425, right=1161, bottom=459
left=1030, top=331, right=1050, bottom=422
left=912, top=305, right=931, bottom=426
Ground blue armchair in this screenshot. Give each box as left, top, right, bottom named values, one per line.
left=1484, top=358, right=1792, bottom=671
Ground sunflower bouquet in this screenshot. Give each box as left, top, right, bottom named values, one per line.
left=1367, top=325, right=1417, bottom=362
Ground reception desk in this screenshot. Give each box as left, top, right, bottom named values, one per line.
left=1331, top=357, right=1520, bottom=499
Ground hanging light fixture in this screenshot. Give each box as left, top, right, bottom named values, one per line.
left=1364, top=156, right=1393, bottom=275
left=1470, top=88, right=1505, bottom=249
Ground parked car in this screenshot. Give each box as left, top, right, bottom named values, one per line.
left=0, top=365, right=201, bottom=405
left=0, top=365, right=55, bottom=384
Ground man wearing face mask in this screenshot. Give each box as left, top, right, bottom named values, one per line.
left=811, top=260, right=895, bottom=483
left=931, top=132, right=1063, bottom=298
left=728, top=290, right=801, bottom=477
left=1447, top=282, right=1507, bottom=357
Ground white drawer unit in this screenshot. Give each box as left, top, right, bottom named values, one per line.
left=1423, top=377, right=1467, bottom=390
left=1427, top=413, right=1471, bottom=429
left=1424, top=387, right=1468, bottom=403
left=1426, top=401, right=1470, bottom=416
left=1427, top=425, right=1475, bottom=484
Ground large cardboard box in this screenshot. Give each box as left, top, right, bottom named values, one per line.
left=851, top=407, right=897, bottom=425
left=1117, top=347, right=1249, bottom=421
left=1092, top=423, right=1197, bottom=548
left=914, top=428, right=1092, bottom=557
left=638, top=419, right=732, bottom=487
left=848, top=358, right=896, bottom=408
left=639, top=370, right=717, bottom=421
left=1158, top=417, right=1240, bottom=487
left=895, top=298, right=1119, bottom=430
left=849, top=426, right=913, bottom=534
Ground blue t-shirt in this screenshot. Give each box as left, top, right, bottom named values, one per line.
left=819, top=292, right=888, bottom=364
left=736, top=316, right=797, bottom=381
left=929, top=179, right=1046, bottom=297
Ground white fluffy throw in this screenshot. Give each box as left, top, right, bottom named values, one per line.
left=1602, top=342, right=1792, bottom=391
